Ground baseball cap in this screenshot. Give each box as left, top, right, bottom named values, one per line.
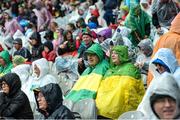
left=13, top=38, right=22, bottom=45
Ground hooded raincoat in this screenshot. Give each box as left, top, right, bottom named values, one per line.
left=152, top=0, right=179, bottom=28
left=138, top=48, right=180, bottom=118
left=0, top=51, right=13, bottom=76
left=55, top=56, right=79, bottom=95
left=95, top=45, right=145, bottom=119
left=29, top=58, right=57, bottom=92
left=65, top=44, right=109, bottom=102
left=139, top=72, right=180, bottom=119
left=25, top=58, right=58, bottom=113
left=11, top=64, right=32, bottom=89
left=124, top=3, right=151, bottom=46
left=34, top=83, right=75, bottom=119
left=148, top=13, right=180, bottom=85
left=0, top=73, right=33, bottom=119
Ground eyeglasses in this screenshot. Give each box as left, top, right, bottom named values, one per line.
left=0, top=82, right=8, bottom=87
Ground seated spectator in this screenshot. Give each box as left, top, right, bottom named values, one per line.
left=42, top=41, right=56, bottom=62
left=148, top=13, right=180, bottom=85
left=13, top=38, right=31, bottom=61
left=96, top=27, right=112, bottom=43
left=3, top=35, right=14, bottom=55
left=55, top=56, right=79, bottom=95
left=135, top=39, right=153, bottom=75
left=2, top=11, right=23, bottom=36
left=33, top=83, right=75, bottom=119
left=24, top=58, right=58, bottom=114
left=44, top=30, right=54, bottom=41
left=29, top=32, right=44, bottom=61
left=124, top=2, right=151, bottom=46
left=78, top=30, right=94, bottom=74
left=0, top=73, right=33, bottom=119
left=140, top=0, right=151, bottom=16
left=66, top=23, right=77, bottom=39
left=137, top=48, right=180, bottom=118
left=52, top=28, right=64, bottom=52
left=96, top=45, right=145, bottom=119
left=118, top=5, right=129, bottom=24
left=149, top=73, right=180, bottom=119
left=0, top=51, right=13, bottom=76
left=151, top=0, right=179, bottom=29
left=65, top=44, right=109, bottom=102
left=57, top=30, right=76, bottom=56
left=29, top=58, right=58, bottom=90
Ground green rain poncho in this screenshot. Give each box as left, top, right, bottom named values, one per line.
left=124, top=3, right=151, bottom=46
left=0, top=50, right=13, bottom=76
left=66, top=44, right=109, bottom=102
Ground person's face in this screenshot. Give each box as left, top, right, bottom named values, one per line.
left=111, top=51, right=120, bottom=65
left=78, top=9, right=84, bottom=15
left=1, top=81, right=10, bottom=94
left=13, top=43, right=21, bottom=50
left=141, top=3, right=148, bottom=9
left=34, top=64, right=40, bottom=77
left=153, top=97, right=177, bottom=119
left=3, top=13, right=9, bottom=20
left=66, top=32, right=72, bottom=40
left=55, top=29, right=62, bottom=38
left=134, top=7, right=141, bottom=16
left=50, top=22, right=57, bottom=32
left=66, top=25, right=72, bottom=31
left=155, top=64, right=166, bottom=74
left=76, top=22, right=80, bottom=28
left=37, top=92, right=48, bottom=111
left=82, top=35, right=92, bottom=46
left=18, top=7, right=24, bottom=14
left=98, top=35, right=105, bottom=43
left=31, top=39, right=38, bottom=45
left=44, top=46, right=49, bottom=53
left=139, top=46, right=151, bottom=56
left=87, top=53, right=99, bottom=67
left=0, top=57, right=6, bottom=66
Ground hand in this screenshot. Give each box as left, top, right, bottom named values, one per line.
left=157, top=27, right=163, bottom=35
left=134, top=62, right=144, bottom=68
left=78, top=58, right=83, bottom=65
left=157, top=27, right=161, bottom=33
left=59, top=44, right=66, bottom=49
left=63, top=41, right=68, bottom=44
left=144, top=35, right=148, bottom=39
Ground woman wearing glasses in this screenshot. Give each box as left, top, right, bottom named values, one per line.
left=0, top=73, right=33, bottom=119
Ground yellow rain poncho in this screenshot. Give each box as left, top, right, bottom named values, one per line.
left=96, top=45, right=145, bottom=119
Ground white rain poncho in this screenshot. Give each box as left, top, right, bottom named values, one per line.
left=137, top=48, right=180, bottom=119
left=148, top=72, right=179, bottom=119
left=24, top=58, right=58, bottom=114
left=54, top=56, right=79, bottom=95
left=11, top=64, right=32, bottom=87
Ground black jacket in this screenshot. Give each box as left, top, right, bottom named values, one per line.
left=0, top=73, right=33, bottom=119
left=14, top=47, right=32, bottom=61
left=31, top=45, right=44, bottom=61
left=34, top=83, right=75, bottom=119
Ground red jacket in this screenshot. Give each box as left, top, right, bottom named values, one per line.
left=42, top=50, right=57, bottom=62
